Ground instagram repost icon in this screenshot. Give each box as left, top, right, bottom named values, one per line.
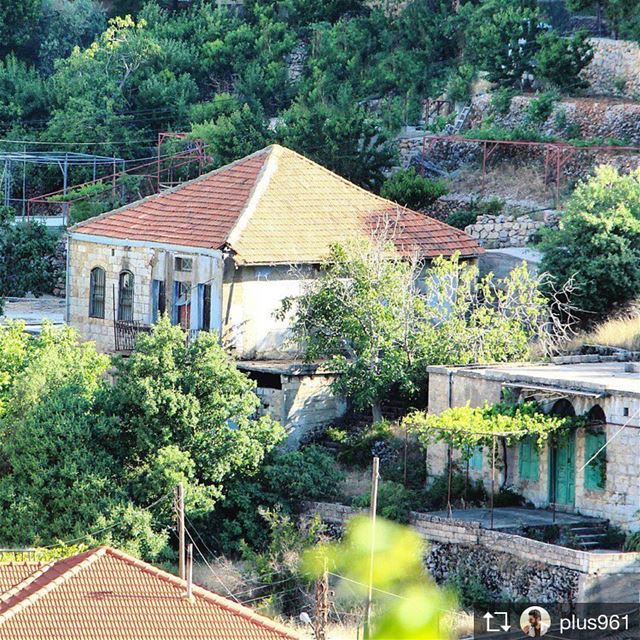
left=520, top=606, right=551, bottom=637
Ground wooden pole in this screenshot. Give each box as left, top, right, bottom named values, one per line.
left=176, top=483, right=186, bottom=580
left=364, top=457, right=380, bottom=640
left=490, top=435, right=496, bottom=530
left=314, top=558, right=329, bottom=640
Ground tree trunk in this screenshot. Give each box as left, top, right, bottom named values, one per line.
left=371, top=402, right=383, bottom=423
left=501, top=437, right=508, bottom=489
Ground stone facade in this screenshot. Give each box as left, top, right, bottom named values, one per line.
left=426, top=363, right=640, bottom=529
left=303, top=502, right=640, bottom=602
left=67, top=235, right=223, bottom=353
left=582, top=38, right=640, bottom=101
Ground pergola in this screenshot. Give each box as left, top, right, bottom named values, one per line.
left=0, top=151, right=125, bottom=215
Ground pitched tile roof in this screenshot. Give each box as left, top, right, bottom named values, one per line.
left=0, top=547, right=301, bottom=640
left=72, top=145, right=481, bottom=264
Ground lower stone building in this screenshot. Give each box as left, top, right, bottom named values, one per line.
left=426, top=359, right=640, bottom=530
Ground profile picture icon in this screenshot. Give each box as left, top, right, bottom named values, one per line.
left=520, top=606, right=551, bottom=637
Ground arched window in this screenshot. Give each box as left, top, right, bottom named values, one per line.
left=118, top=271, right=134, bottom=322
left=550, top=398, right=576, bottom=418
left=586, top=405, right=606, bottom=425
left=89, top=267, right=106, bottom=319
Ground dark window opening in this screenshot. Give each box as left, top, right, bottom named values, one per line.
left=89, top=267, right=106, bottom=319
left=202, top=284, right=212, bottom=331
left=151, top=280, right=166, bottom=323
left=117, top=271, right=134, bottom=321
left=246, top=371, right=282, bottom=390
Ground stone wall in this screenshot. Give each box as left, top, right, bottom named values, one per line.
left=303, top=502, right=640, bottom=602
left=464, top=212, right=559, bottom=249
left=582, top=38, right=640, bottom=100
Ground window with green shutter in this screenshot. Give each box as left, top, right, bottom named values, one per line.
left=519, top=436, right=539, bottom=481
left=584, top=430, right=606, bottom=491
left=469, top=446, right=483, bottom=471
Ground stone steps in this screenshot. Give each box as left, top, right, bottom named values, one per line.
left=569, top=521, right=609, bottom=550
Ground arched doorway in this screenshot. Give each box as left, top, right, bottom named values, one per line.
left=549, top=399, right=576, bottom=508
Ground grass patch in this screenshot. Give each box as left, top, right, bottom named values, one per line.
left=572, top=316, right=640, bottom=351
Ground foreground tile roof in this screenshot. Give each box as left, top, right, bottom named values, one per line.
left=0, top=547, right=301, bottom=640
left=72, top=145, right=481, bottom=264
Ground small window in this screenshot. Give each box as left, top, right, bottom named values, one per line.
left=519, top=436, right=539, bottom=482
left=117, top=271, right=134, bottom=321
left=246, top=370, right=282, bottom=390
left=469, top=446, right=483, bottom=471
left=89, top=267, right=106, bottom=319
left=175, top=256, right=193, bottom=272
left=151, top=279, right=166, bottom=323
left=585, top=430, right=606, bottom=491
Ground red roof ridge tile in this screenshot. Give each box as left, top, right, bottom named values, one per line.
left=0, top=548, right=105, bottom=626
left=0, top=561, right=54, bottom=603
left=101, top=547, right=302, bottom=640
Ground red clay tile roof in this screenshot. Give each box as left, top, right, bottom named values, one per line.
left=0, top=563, right=45, bottom=596
left=73, top=150, right=270, bottom=250
left=0, top=547, right=301, bottom=640
left=71, top=145, right=481, bottom=264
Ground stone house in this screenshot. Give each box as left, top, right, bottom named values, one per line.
left=426, top=360, right=640, bottom=530
left=66, top=144, right=481, bottom=439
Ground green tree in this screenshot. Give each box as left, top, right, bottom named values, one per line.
left=102, top=318, right=284, bottom=495
left=539, top=165, right=640, bottom=314
left=0, top=0, right=43, bottom=57
left=566, top=0, right=640, bottom=38
left=381, top=168, right=448, bottom=210
left=463, top=0, right=542, bottom=88
left=536, top=30, right=593, bottom=93
left=0, top=221, right=60, bottom=299
left=278, top=87, right=397, bottom=189
left=282, top=233, right=568, bottom=420
left=37, top=0, right=106, bottom=74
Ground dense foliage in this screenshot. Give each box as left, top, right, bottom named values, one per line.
left=282, top=233, right=567, bottom=418
left=0, top=319, right=284, bottom=557
left=539, top=166, right=640, bottom=314
left=0, top=0, right=606, bottom=199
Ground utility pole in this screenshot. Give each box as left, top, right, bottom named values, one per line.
left=175, top=483, right=186, bottom=580
left=314, top=557, right=329, bottom=640
left=364, top=456, right=380, bottom=640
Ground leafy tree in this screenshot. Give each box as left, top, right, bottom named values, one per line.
left=278, top=87, right=397, bottom=189
left=37, top=0, right=107, bottom=74
left=566, top=0, right=640, bottom=38
left=282, top=232, right=569, bottom=420
left=536, top=30, right=593, bottom=93
left=381, top=168, right=448, bottom=210
left=463, top=0, right=542, bottom=88
left=0, top=55, right=50, bottom=131
left=0, top=221, right=60, bottom=299
left=102, top=318, right=284, bottom=497
left=0, top=0, right=43, bottom=57
left=539, top=165, right=640, bottom=314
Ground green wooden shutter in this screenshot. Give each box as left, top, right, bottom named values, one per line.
left=585, top=431, right=606, bottom=491
left=519, top=436, right=539, bottom=481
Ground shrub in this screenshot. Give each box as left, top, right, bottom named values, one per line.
left=493, top=486, right=526, bottom=507
left=446, top=207, right=478, bottom=230
left=381, top=168, right=448, bottom=210
left=624, top=531, right=640, bottom=552
left=524, top=91, right=558, bottom=126
left=490, top=88, right=516, bottom=116
left=336, top=420, right=397, bottom=469
left=0, top=221, right=60, bottom=298
left=353, top=480, right=416, bottom=524
left=445, top=566, right=493, bottom=610
left=426, top=471, right=487, bottom=510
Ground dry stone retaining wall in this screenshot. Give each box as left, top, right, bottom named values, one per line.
left=582, top=38, right=640, bottom=100
left=303, top=502, right=640, bottom=603
left=464, top=212, right=558, bottom=249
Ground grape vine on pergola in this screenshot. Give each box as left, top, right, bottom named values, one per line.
left=404, top=403, right=578, bottom=528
